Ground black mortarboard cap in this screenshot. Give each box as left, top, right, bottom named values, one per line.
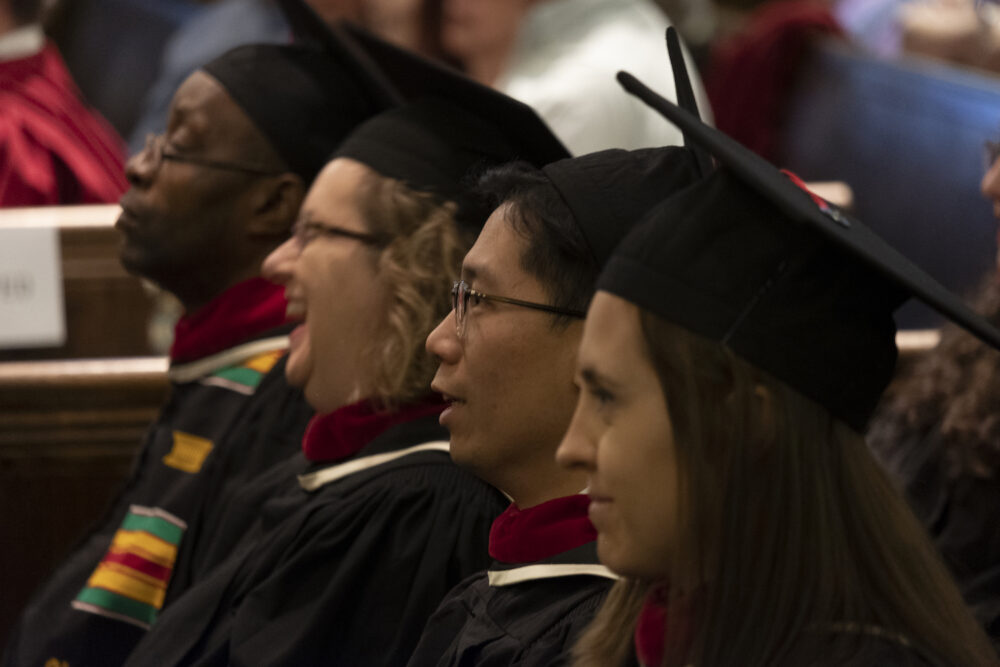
left=599, top=71, right=1000, bottom=431
left=201, top=43, right=378, bottom=184
left=536, top=28, right=706, bottom=268
left=542, top=148, right=703, bottom=266
left=328, top=22, right=570, bottom=231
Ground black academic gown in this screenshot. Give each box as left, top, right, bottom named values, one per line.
left=121, top=414, right=508, bottom=667
left=408, top=541, right=615, bottom=667
left=3, top=334, right=311, bottom=667
left=878, top=427, right=1000, bottom=650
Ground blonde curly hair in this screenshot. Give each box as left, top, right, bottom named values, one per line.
left=356, top=172, right=471, bottom=410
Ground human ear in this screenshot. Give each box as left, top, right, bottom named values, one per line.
left=247, top=174, right=306, bottom=238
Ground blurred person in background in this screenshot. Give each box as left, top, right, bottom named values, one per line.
left=866, top=138, right=1000, bottom=650
left=0, top=0, right=126, bottom=206
left=128, top=0, right=371, bottom=154
left=439, top=0, right=711, bottom=155
left=702, top=0, right=843, bottom=162
left=2, top=41, right=377, bottom=667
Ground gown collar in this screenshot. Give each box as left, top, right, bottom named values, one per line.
left=169, top=277, right=287, bottom=364
left=302, top=394, right=445, bottom=463
left=489, top=493, right=596, bottom=564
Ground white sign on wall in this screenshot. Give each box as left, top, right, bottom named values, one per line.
left=0, top=226, right=65, bottom=348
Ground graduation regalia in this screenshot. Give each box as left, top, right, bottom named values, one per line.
left=408, top=495, right=616, bottom=667
left=3, top=278, right=312, bottom=667
left=121, top=405, right=508, bottom=667
left=119, top=11, right=565, bottom=666
left=0, top=36, right=127, bottom=206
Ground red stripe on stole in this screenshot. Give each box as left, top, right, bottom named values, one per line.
left=102, top=549, right=172, bottom=582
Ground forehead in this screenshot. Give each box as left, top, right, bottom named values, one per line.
left=579, top=292, right=645, bottom=367
left=462, top=203, right=536, bottom=291
left=300, top=158, right=372, bottom=220
left=168, top=71, right=256, bottom=144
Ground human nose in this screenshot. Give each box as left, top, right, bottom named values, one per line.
left=556, top=395, right=597, bottom=473
left=261, top=236, right=299, bottom=286
left=426, top=310, right=461, bottom=365
left=125, top=134, right=159, bottom=187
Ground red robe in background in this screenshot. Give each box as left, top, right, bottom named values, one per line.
left=0, top=41, right=127, bottom=207
left=704, top=0, right=843, bottom=163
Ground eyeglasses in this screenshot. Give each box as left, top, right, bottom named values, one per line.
left=292, top=219, right=385, bottom=249
left=141, top=133, right=285, bottom=176
left=450, top=279, right=586, bottom=337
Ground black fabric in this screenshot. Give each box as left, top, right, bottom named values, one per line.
left=664, top=27, right=712, bottom=177
left=329, top=22, right=569, bottom=232
left=201, top=43, right=379, bottom=183
left=542, top=147, right=702, bottom=265
left=336, top=100, right=518, bottom=232
left=599, top=70, right=1000, bottom=430
left=3, top=330, right=309, bottom=667
left=164, top=355, right=314, bottom=603
left=601, top=169, right=900, bottom=430
left=873, top=427, right=1000, bottom=651
left=408, top=543, right=613, bottom=667
left=336, top=21, right=568, bottom=167
left=616, top=70, right=1000, bottom=353
left=121, top=415, right=508, bottom=667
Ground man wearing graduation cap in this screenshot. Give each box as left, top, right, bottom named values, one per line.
left=411, top=32, right=710, bottom=667
left=3, top=41, right=378, bottom=667
left=114, top=17, right=574, bottom=667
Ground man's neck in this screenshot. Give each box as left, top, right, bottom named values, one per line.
left=501, top=463, right=588, bottom=510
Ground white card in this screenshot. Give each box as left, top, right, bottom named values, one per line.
left=0, top=226, right=66, bottom=348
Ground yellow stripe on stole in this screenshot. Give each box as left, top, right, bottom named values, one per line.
left=99, top=560, right=168, bottom=589
left=162, top=431, right=214, bottom=474
left=242, top=349, right=283, bottom=373
left=110, top=531, right=178, bottom=567
left=87, top=564, right=167, bottom=608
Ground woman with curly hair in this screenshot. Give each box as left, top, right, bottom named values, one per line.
left=556, top=78, right=1000, bottom=666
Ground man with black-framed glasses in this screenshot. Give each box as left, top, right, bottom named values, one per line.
left=415, top=147, right=703, bottom=666
left=4, top=42, right=380, bottom=667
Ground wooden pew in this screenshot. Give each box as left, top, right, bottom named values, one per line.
left=0, top=356, right=168, bottom=648
left=0, top=205, right=157, bottom=361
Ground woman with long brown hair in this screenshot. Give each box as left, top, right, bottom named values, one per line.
left=556, top=80, right=1000, bottom=666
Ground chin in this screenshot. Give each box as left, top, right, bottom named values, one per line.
left=284, top=362, right=309, bottom=389
left=445, top=432, right=475, bottom=467
left=596, top=536, right=646, bottom=578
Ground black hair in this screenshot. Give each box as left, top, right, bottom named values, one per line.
left=477, top=161, right=600, bottom=325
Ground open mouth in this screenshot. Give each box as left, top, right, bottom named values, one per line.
left=285, top=300, right=306, bottom=322
left=433, top=386, right=466, bottom=406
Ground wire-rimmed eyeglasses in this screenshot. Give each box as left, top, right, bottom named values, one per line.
left=292, top=219, right=386, bottom=249
left=450, top=279, right=586, bottom=337
left=141, top=133, right=285, bottom=176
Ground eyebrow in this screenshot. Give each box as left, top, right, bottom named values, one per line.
left=460, top=262, right=495, bottom=288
